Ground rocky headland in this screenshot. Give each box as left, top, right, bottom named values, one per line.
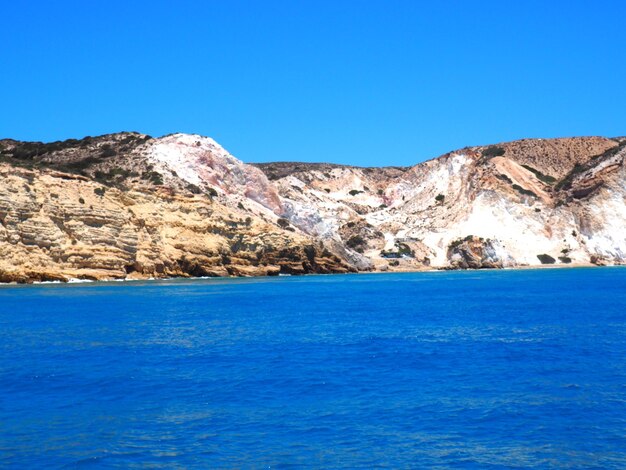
left=0, top=132, right=624, bottom=282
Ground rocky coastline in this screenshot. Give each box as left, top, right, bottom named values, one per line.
left=0, top=132, right=624, bottom=283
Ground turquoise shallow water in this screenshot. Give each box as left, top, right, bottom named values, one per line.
left=1, top=268, right=625, bottom=468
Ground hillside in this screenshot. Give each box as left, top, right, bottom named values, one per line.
left=0, top=133, right=624, bottom=282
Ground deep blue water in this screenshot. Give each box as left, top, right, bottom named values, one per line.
left=1, top=268, right=625, bottom=468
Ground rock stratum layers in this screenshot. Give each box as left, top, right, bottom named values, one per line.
left=0, top=132, right=624, bottom=282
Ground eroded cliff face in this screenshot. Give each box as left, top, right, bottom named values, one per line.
left=253, top=136, right=626, bottom=272
left=0, top=135, right=353, bottom=282
left=0, top=133, right=624, bottom=282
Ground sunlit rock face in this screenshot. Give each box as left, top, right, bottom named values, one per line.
left=147, top=133, right=283, bottom=215
left=254, top=136, right=626, bottom=271
left=0, top=133, right=624, bottom=282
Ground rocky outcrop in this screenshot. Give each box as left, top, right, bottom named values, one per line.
left=0, top=133, right=625, bottom=282
left=0, top=161, right=352, bottom=283
left=256, top=136, right=626, bottom=272
left=490, top=136, right=618, bottom=179
left=446, top=236, right=506, bottom=269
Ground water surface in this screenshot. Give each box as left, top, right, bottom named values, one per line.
left=1, top=268, right=625, bottom=468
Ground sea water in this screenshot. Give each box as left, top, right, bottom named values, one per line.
left=1, top=268, right=625, bottom=468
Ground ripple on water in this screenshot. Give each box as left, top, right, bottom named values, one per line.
left=1, top=268, right=626, bottom=467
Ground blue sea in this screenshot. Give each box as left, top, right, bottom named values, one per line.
left=1, top=268, right=625, bottom=468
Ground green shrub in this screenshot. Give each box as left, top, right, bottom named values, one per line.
left=277, top=218, right=290, bottom=228
left=142, top=171, right=163, bottom=185
left=512, top=184, right=537, bottom=198
left=497, top=173, right=513, bottom=184
left=78, top=197, right=85, bottom=204
left=449, top=235, right=474, bottom=250
left=521, top=164, right=556, bottom=184
left=187, top=183, right=201, bottom=194
left=558, top=256, right=572, bottom=264
left=63, top=157, right=100, bottom=171
left=449, top=239, right=463, bottom=249
left=482, top=146, right=505, bottom=158
left=100, top=146, right=117, bottom=158
left=555, top=163, right=584, bottom=190
left=94, top=187, right=106, bottom=197
left=349, top=189, right=363, bottom=196
left=435, top=194, right=445, bottom=203
left=346, top=235, right=365, bottom=251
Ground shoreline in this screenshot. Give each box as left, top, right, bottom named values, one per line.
left=1, top=262, right=623, bottom=287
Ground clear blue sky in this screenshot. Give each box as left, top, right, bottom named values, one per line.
left=2, top=1, right=625, bottom=166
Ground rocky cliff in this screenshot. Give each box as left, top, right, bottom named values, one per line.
left=0, top=133, right=624, bottom=282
